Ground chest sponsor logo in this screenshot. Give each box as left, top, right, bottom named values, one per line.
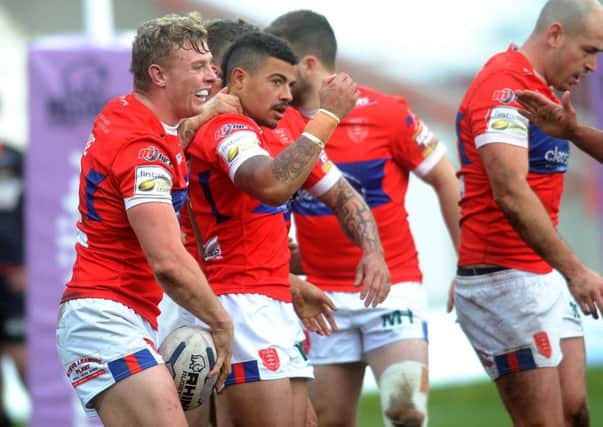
left=134, top=166, right=173, bottom=195
left=138, top=146, right=173, bottom=168
left=492, top=88, right=516, bottom=104
left=258, top=347, right=280, bottom=371
left=533, top=331, right=552, bottom=358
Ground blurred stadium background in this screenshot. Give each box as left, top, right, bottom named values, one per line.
left=0, top=0, right=601, bottom=426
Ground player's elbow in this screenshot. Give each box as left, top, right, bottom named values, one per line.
left=492, top=186, right=521, bottom=215
left=148, top=252, right=182, bottom=286
left=256, top=186, right=291, bottom=206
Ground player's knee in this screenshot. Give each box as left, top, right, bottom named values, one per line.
left=379, top=361, right=428, bottom=427
left=565, top=399, right=589, bottom=427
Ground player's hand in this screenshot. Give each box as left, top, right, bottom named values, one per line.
left=515, top=89, right=578, bottom=139
left=318, top=72, right=359, bottom=121
left=290, top=274, right=338, bottom=335
left=178, top=87, right=242, bottom=150
left=567, top=267, right=603, bottom=320
left=446, top=278, right=456, bottom=313
left=207, top=317, right=234, bottom=392
left=354, top=250, right=391, bottom=308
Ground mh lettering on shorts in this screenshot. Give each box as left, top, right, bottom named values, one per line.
left=382, top=309, right=414, bottom=328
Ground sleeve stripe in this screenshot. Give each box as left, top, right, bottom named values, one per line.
left=306, top=164, right=343, bottom=197
left=475, top=132, right=529, bottom=149
left=124, top=196, right=173, bottom=210
left=413, top=143, right=446, bottom=177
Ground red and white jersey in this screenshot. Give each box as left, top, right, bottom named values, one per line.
left=293, top=86, right=446, bottom=291
left=186, top=110, right=340, bottom=300
left=457, top=45, right=568, bottom=273
left=62, top=94, right=189, bottom=329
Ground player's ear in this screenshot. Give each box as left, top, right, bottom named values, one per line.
left=229, top=67, right=247, bottom=91
left=546, top=22, right=564, bottom=48
left=148, top=63, right=168, bottom=88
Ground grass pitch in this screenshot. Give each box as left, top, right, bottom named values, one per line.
left=358, top=366, right=603, bottom=427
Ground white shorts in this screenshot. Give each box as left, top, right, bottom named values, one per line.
left=56, top=298, right=164, bottom=417
left=306, top=283, right=429, bottom=365
left=158, top=293, right=313, bottom=386
left=455, top=268, right=583, bottom=380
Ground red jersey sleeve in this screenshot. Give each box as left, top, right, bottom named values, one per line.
left=112, top=137, right=183, bottom=210
left=390, top=100, right=446, bottom=177
left=468, top=74, right=530, bottom=149
left=188, top=114, right=270, bottom=183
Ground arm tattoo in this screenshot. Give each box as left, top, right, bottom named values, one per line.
left=272, top=139, right=321, bottom=183
left=325, top=178, right=383, bottom=253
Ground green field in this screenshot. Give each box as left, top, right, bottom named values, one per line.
left=357, top=367, right=603, bottom=427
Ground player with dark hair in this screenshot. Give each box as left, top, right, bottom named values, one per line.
left=184, top=30, right=365, bottom=427
left=267, top=10, right=460, bottom=427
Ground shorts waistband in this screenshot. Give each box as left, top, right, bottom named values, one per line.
left=457, top=266, right=509, bottom=276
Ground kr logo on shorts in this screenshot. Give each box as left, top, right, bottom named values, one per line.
left=533, top=331, right=552, bottom=359
left=258, top=347, right=280, bottom=371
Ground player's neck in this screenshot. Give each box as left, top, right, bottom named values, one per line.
left=519, top=39, right=549, bottom=86
left=133, top=90, right=180, bottom=126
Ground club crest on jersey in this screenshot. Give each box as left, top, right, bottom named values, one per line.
left=272, top=127, right=293, bottom=145
left=138, top=145, right=173, bottom=167
left=215, top=123, right=251, bottom=139
left=346, top=118, right=368, bottom=143
left=492, top=88, right=516, bottom=104
left=258, top=347, right=280, bottom=371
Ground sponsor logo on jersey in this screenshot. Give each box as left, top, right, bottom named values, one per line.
left=258, top=347, right=280, bottom=371
left=533, top=331, right=552, bottom=358
left=413, top=122, right=437, bottom=158
left=544, top=146, right=569, bottom=166
left=203, top=235, right=223, bottom=261
left=215, top=123, right=252, bottom=139
left=356, top=97, right=377, bottom=107
left=492, top=88, right=515, bottom=104
left=486, top=107, right=528, bottom=138
left=134, top=166, right=173, bottom=196
left=137, top=146, right=173, bottom=167
left=227, top=146, right=239, bottom=162
left=217, top=131, right=265, bottom=165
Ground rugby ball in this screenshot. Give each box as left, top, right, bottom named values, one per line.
left=158, top=326, right=217, bottom=410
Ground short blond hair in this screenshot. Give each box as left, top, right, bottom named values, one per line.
left=131, top=11, right=209, bottom=91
